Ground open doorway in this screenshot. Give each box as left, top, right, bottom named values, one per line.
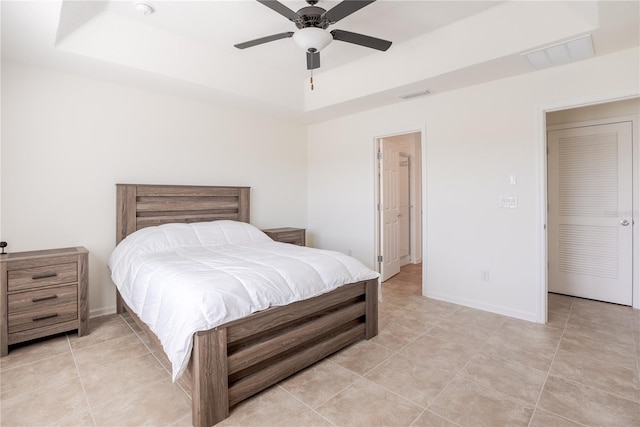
left=375, top=131, right=423, bottom=282
left=545, top=97, right=639, bottom=310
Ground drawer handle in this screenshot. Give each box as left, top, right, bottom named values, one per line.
left=32, top=313, right=58, bottom=322
left=32, top=295, right=58, bottom=303
left=32, top=272, right=58, bottom=280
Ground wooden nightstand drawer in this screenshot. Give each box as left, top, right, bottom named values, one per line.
left=262, top=228, right=306, bottom=246
left=8, top=284, right=78, bottom=334
left=8, top=262, right=78, bottom=292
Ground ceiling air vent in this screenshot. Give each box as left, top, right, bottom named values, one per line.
left=399, top=89, right=431, bottom=100
left=522, top=34, right=594, bottom=70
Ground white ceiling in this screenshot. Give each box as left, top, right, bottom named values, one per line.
left=2, top=1, right=639, bottom=122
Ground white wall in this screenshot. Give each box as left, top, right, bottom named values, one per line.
left=1, top=61, right=307, bottom=316
left=307, top=47, right=640, bottom=322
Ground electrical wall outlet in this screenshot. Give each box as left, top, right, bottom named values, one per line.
left=480, top=269, right=490, bottom=281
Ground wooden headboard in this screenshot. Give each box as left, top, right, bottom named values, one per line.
left=116, top=184, right=250, bottom=244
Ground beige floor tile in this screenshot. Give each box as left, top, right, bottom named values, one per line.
left=564, top=318, right=634, bottom=347
left=379, top=293, right=415, bottom=308
left=329, top=339, right=392, bottom=375
left=428, top=376, right=534, bottom=427
left=4, top=265, right=640, bottom=427
left=426, top=317, right=494, bottom=349
left=378, top=300, right=408, bottom=323
left=569, top=301, right=632, bottom=330
left=403, top=297, right=461, bottom=319
left=150, top=347, right=174, bottom=375
left=382, top=279, right=419, bottom=294
left=121, top=311, right=143, bottom=332
left=548, top=293, right=574, bottom=310
left=547, top=311, right=570, bottom=329
left=365, top=353, right=457, bottom=408
left=51, top=409, right=95, bottom=426
left=80, top=352, right=169, bottom=407
left=386, top=305, right=443, bottom=332
left=69, top=313, right=135, bottom=351
left=0, top=352, right=78, bottom=400
left=91, top=378, right=191, bottom=426
left=480, top=332, right=557, bottom=372
left=0, top=334, right=70, bottom=371
left=170, top=414, right=193, bottom=427
left=496, top=317, right=564, bottom=343
left=550, top=349, right=640, bottom=403
left=411, top=410, right=458, bottom=427
left=72, top=332, right=151, bottom=372
left=448, top=305, right=506, bottom=330
left=401, top=334, right=477, bottom=372
left=371, top=318, right=424, bottom=351
left=538, top=375, right=640, bottom=426
left=279, top=359, right=359, bottom=409
left=571, top=296, right=633, bottom=315
left=528, top=408, right=583, bottom=427
left=559, top=332, right=637, bottom=370
left=317, top=377, right=423, bottom=426
left=219, top=385, right=331, bottom=426
left=460, top=352, right=547, bottom=404
left=0, top=377, right=90, bottom=426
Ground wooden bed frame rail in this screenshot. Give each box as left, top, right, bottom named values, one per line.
left=114, top=184, right=378, bottom=426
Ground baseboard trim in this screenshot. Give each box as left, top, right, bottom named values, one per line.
left=423, top=291, right=539, bottom=323
left=90, top=305, right=117, bottom=318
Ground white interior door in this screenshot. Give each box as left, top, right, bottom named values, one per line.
left=380, top=141, right=401, bottom=281
left=398, top=153, right=411, bottom=260
left=548, top=122, right=633, bottom=305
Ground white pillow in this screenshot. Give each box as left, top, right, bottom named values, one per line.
left=111, top=220, right=272, bottom=262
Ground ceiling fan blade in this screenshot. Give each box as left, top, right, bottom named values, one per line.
left=256, top=0, right=300, bottom=22
left=322, top=0, right=376, bottom=24
left=234, top=32, right=294, bottom=49
left=330, top=29, right=392, bottom=51
left=306, top=50, right=320, bottom=70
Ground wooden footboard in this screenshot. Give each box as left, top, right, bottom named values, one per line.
left=118, top=278, right=378, bottom=427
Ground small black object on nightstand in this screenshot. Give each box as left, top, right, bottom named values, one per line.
left=0, top=242, right=6, bottom=255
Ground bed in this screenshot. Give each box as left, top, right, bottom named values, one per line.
left=112, top=184, right=379, bottom=427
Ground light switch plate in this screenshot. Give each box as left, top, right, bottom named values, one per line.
left=499, top=196, right=518, bottom=208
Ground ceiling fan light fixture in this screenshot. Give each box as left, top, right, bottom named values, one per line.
left=293, top=27, right=333, bottom=52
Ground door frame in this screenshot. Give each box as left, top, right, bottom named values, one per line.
left=373, top=127, right=425, bottom=285
left=538, top=94, right=640, bottom=323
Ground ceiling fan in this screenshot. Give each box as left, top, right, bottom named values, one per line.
left=234, top=0, right=392, bottom=71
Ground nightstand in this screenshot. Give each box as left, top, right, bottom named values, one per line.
left=1, top=246, right=89, bottom=356
left=262, top=228, right=306, bottom=246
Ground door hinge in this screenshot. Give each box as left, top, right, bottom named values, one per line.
left=378, top=255, right=383, bottom=263
left=377, top=151, right=382, bottom=160
left=378, top=203, right=383, bottom=211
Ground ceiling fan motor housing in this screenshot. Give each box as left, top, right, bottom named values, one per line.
left=295, top=6, right=330, bottom=29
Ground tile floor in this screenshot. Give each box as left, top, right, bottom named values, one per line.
left=1, top=263, right=639, bottom=426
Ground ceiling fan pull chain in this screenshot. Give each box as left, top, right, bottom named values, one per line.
left=310, top=69, right=314, bottom=91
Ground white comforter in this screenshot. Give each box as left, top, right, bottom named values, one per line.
left=108, top=220, right=379, bottom=380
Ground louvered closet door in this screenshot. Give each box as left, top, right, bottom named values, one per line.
left=548, top=122, right=633, bottom=305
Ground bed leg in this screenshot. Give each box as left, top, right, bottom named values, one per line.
left=192, top=329, right=229, bottom=427
left=116, top=291, right=125, bottom=314
left=365, top=279, right=379, bottom=339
